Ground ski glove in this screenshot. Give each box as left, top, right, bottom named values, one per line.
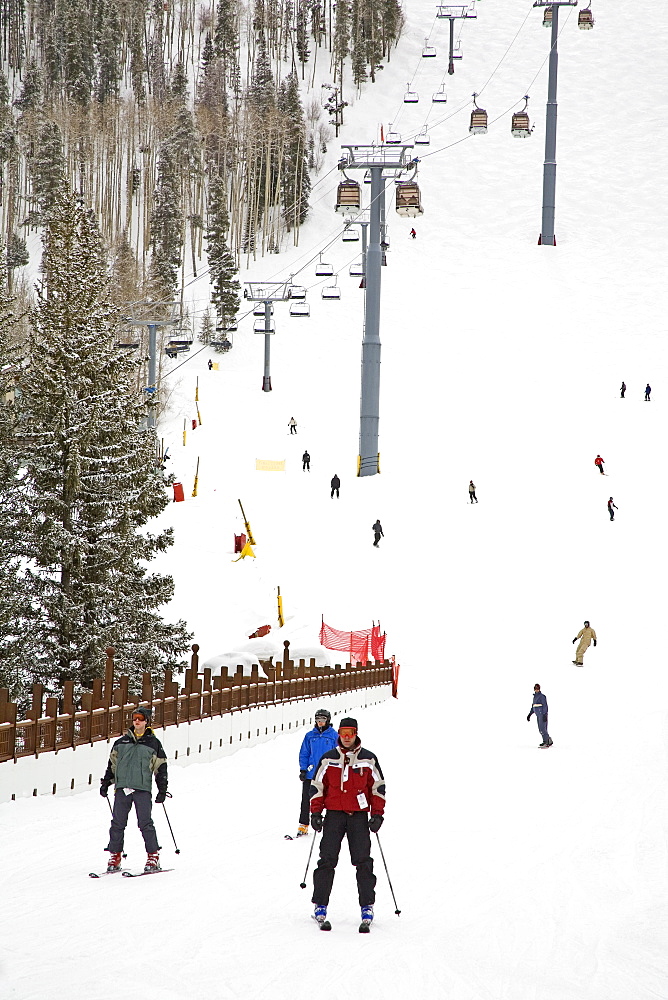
left=368, top=815, right=383, bottom=833
left=299, top=770, right=307, bottom=781
left=527, top=713, right=532, bottom=722
left=572, top=638, right=577, bottom=643
left=593, top=640, right=597, bottom=646
left=311, top=813, right=323, bottom=832
left=155, top=790, right=167, bottom=804
left=100, top=779, right=112, bottom=797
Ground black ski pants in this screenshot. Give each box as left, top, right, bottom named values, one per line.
left=107, top=789, right=159, bottom=853
left=373, top=532, right=382, bottom=546
left=331, top=488, right=339, bottom=498
left=299, top=777, right=312, bottom=826
left=312, top=810, right=376, bottom=907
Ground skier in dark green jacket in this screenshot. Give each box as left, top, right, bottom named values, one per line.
left=100, top=706, right=168, bottom=873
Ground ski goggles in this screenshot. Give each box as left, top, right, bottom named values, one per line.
left=338, top=727, right=357, bottom=738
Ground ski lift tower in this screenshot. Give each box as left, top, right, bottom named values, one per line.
left=533, top=0, right=579, bottom=246
left=244, top=281, right=291, bottom=391
left=339, top=143, right=415, bottom=477
left=122, top=301, right=180, bottom=429
left=436, top=5, right=477, bottom=76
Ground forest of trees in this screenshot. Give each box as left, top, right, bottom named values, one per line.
left=0, top=0, right=404, bottom=705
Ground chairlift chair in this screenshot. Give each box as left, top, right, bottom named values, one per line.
left=321, top=279, right=341, bottom=300
left=349, top=261, right=365, bottom=277
left=315, top=255, right=334, bottom=277
left=289, top=302, right=311, bottom=317
left=469, top=93, right=488, bottom=134
left=543, top=6, right=553, bottom=26
left=415, top=126, right=430, bottom=146
left=167, top=339, right=192, bottom=351
left=116, top=340, right=140, bottom=350
left=253, top=303, right=274, bottom=317
left=511, top=96, right=533, bottom=138
left=253, top=319, right=276, bottom=333
left=342, top=228, right=360, bottom=242
left=453, top=40, right=463, bottom=60
left=363, top=170, right=372, bottom=184
left=422, top=38, right=437, bottom=58
left=432, top=83, right=447, bottom=104
left=288, top=285, right=307, bottom=299
left=386, top=125, right=402, bottom=144
left=211, top=338, right=232, bottom=351
left=165, top=343, right=189, bottom=358
left=578, top=6, right=594, bottom=28
left=403, top=83, right=419, bottom=104
left=395, top=181, right=424, bottom=218
left=335, top=179, right=361, bottom=215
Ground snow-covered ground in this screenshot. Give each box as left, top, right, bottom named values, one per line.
left=2, top=2, right=668, bottom=997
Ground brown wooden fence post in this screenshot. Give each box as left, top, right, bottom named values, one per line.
left=104, top=647, right=115, bottom=706
left=0, top=688, right=8, bottom=724
left=63, top=680, right=74, bottom=716
left=28, top=683, right=43, bottom=722
left=5, top=701, right=17, bottom=759
left=141, top=673, right=153, bottom=704
left=283, top=640, right=290, bottom=669
left=191, top=643, right=199, bottom=673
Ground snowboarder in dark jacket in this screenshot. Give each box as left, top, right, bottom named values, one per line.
left=372, top=520, right=383, bottom=546
left=295, top=710, right=339, bottom=837
left=310, top=718, right=385, bottom=927
left=527, top=684, right=552, bottom=748
left=100, top=706, right=168, bottom=873
left=620, top=381, right=626, bottom=398
left=302, top=451, right=310, bottom=471
left=645, top=384, right=651, bottom=401
left=608, top=497, right=618, bottom=521
left=330, top=474, right=340, bottom=499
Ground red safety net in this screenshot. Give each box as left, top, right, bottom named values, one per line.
left=319, top=621, right=386, bottom=665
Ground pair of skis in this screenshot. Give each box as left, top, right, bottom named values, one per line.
left=89, top=867, right=173, bottom=878
left=313, top=916, right=372, bottom=933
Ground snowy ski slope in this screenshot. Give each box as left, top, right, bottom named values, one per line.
left=2, top=2, right=668, bottom=997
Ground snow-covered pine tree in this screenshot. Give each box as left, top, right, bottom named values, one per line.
left=214, top=0, right=240, bottom=88
left=198, top=307, right=215, bottom=346
left=295, top=0, right=311, bottom=79
left=381, top=0, right=404, bottom=59
left=0, top=255, right=34, bottom=702
left=27, top=118, right=66, bottom=225
left=9, top=191, right=191, bottom=694
left=278, top=71, right=310, bottom=234
left=148, top=140, right=183, bottom=300
left=206, top=169, right=240, bottom=342
left=95, top=0, right=122, bottom=103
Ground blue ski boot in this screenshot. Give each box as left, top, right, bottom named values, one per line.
left=359, top=905, right=374, bottom=933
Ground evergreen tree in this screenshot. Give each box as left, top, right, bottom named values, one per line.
left=13, top=58, right=42, bottom=113
left=28, top=119, right=66, bottom=224
left=350, top=1, right=368, bottom=87
left=206, top=170, right=240, bottom=336
left=295, top=0, right=310, bottom=79
left=95, top=0, right=122, bottom=103
left=198, top=308, right=215, bottom=346
left=8, top=192, right=191, bottom=693
left=214, top=0, right=239, bottom=85
left=381, top=0, right=404, bottom=58
left=333, top=0, right=351, bottom=83
left=148, top=142, right=183, bottom=299
left=278, top=71, right=310, bottom=230
left=6, top=233, right=29, bottom=273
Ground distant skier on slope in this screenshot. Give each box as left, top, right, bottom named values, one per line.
left=572, top=621, right=597, bottom=666
left=645, top=383, right=652, bottom=401
left=302, top=450, right=310, bottom=471
left=594, top=454, right=605, bottom=475
left=372, top=520, right=383, bottom=547
left=289, top=417, right=298, bottom=434
left=310, top=717, right=385, bottom=931
left=99, top=707, right=168, bottom=874
left=469, top=480, right=478, bottom=503
left=620, top=381, right=626, bottom=398
left=294, top=710, right=338, bottom=839
left=409, top=228, right=416, bottom=239
left=608, top=497, right=618, bottom=521
left=527, top=684, right=552, bottom=748
left=330, top=474, right=340, bottom=499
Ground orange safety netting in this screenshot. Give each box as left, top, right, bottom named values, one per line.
left=319, top=621, right=386, bottom=665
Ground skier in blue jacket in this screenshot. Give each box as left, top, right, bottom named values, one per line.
left=527, top=684, right=553, bottom=749
left=295, top=709, right=338, bottom=837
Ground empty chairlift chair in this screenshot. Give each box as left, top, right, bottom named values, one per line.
left=253, top=318, right=275, bottom=333
left=253, top=303, right=274, bottom=316
left=289, top=301, right=310, bottom=317
left=469, top=94, right=488, bottom=135
left=432, top=83, right=447, bottom=104
left=404, top=83, right=419, bottom=104
left=415, top=125, right=430, bottom=146
left=395, top=181, right=424, bottom=218
left=315, top=254, right=334, bottom=277
left=335, top=179, right=361, bottom=215
left=386, top=124, right=402, bottom=144
left=288, top=285, right=307, bottom=299
left=342, top=227, right=360, bottom=243
left=511, top=96, right=533, bottom=138
left=349, top=259, right=365, bottom=277
left=452, top=40, right=463, bottom=60
left=578, top=5, right=594, bottom=28
left=322, top=277, right=341, bottom=300
left=422, top=38, right=437, bottom=58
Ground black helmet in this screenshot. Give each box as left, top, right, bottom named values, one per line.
left=314, top=709, right=331, bottom=723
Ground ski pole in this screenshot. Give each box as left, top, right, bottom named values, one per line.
left=375, top=832, right=401, bottom=915
left=161, top=793, right=181, bottom=854
left=104, top=793, right=127, bottom=858
left=299, top=830, right=320, bottom=888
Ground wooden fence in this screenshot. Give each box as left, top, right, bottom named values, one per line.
left=0, top=642, right=393, bottom=764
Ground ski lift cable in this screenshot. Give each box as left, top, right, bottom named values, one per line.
left=391, top=12, right=439, bottom=130
left=475, top=7, right=533, bottom=98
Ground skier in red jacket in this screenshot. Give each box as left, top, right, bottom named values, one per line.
left=594, top=454, right=605, bottom=475
left=309, top=717, right=385, bottom=929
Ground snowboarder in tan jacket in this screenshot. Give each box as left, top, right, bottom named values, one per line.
left=573, top=621, right=597, bottom=666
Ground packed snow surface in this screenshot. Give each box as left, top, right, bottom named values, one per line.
left=2, top=1, right=668, bottom=997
